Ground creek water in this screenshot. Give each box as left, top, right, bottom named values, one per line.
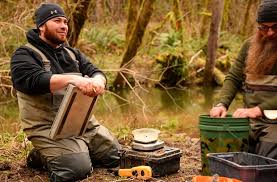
left=0, top=87, right=243, bottom=136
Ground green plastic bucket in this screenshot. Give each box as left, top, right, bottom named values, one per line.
left=199, top=114, right=250, bottom=175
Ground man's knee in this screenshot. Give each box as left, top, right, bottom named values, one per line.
left=85, top=124, right=121, bottom=168
left=91, top=139, right=121, bottom=168
left=48, top=152, right=92, bottom=182
left=93, top=144, right=120, bottom=168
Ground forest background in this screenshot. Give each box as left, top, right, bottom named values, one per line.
left=0, top=0, right=261, bottom=181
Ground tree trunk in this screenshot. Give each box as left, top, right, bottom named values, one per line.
left=200, top=0, right=210, bottom=38
left=113, top=0, right=156, bottom=88
left=125, top=0, right=140, bottom=44
left=203, top=0, right=224, bottom=85
left=100, top=0, right=108, bottom=23
left=173, top=0, right=185, bottom=47
left=68, top=0, right=92, bottom=47
left=182, top=0, right=194, bottom=35
left=241, top=0, right=253, bottom=35
left=221, top=0, right=231, bottom=30
left=90, top=0, right=97, bottom=22
left=110, top=0, right=126, bottom=22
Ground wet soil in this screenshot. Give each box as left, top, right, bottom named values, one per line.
left=0, top=132, right=201, bottom=182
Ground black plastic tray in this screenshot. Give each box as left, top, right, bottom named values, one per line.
left=207, top=152, right=277, bottom=182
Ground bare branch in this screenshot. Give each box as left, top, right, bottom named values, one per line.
left=119, top=72, right=148, bottom=120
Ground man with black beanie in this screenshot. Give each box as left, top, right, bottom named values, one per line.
left=210, top=0, right=277, bottom=160
left=10, top=3, right=121, bottom=182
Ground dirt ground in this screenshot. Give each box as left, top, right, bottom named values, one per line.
left=0, top=132, right=201, bottom=182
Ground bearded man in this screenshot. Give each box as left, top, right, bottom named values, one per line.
left=210, top=0, right=277, bottom=159
left=10, top=3, right=120, bottom=182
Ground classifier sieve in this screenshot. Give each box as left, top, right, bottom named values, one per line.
left=132, top=128, right=160, bottom=144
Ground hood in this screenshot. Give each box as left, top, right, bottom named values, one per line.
left=25, top=29, right=67, bottom=61
left=26, top=29, right=65, bottom=52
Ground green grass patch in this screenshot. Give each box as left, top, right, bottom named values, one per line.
left=81, top=25, right=125, bottom=53
left=0, top=130, right=31, bottom=162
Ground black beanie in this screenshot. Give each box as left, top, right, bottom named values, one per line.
left=35, top=3, right=66, bottom=27
left=257, top=0, right=277, bottom=23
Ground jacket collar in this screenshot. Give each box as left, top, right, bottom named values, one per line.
left=26, top=29, right=64, bottom=52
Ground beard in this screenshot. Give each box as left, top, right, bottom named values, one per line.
left=245, top=31, right=277, bottom=80
left=44, top=25, right=66, bottom=45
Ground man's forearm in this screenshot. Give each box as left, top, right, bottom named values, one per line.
left=49, top=74, right=79, bottom=93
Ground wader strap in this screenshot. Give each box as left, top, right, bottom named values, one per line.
left=64, top=47, right=79, bottom=70
left=25, top=44, right=79, bottom=72
left=64, top=47, right=76, bottom=60
left=25, top=43, right=51, bottom=72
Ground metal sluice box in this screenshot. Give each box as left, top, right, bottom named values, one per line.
left=49, top=84, right=97, bottom=139
left=119, top=146, right=182, bottom=177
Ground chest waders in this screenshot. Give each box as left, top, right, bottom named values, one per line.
left=244, top=73, right=277, bottom=158
left=17, top=43, right=80, bottom=138
left=17, top=43, right=120, bottom=182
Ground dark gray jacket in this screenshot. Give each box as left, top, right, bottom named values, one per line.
left=11, top=29, right=105, bottom=94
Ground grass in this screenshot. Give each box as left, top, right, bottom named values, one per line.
left=0, top=130, right=30, bottom=162
left=82, top=26, right=125, bottom=53
left=161, top=118, right=179, bottom=131
left=0, top=100, right=18, bottom=119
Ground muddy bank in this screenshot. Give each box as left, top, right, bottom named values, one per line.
left=0, top=132, right=201, bottom=182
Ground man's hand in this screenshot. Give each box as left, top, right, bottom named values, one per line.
left=233, top=106, right=262, bottom=118
left=50, top=74, right=106, bottom=97
left=210, top=105, right=227, bottom=118
left=70, top=75, right=105, bottom=97
left=88, top=76, right=106, bottom=96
